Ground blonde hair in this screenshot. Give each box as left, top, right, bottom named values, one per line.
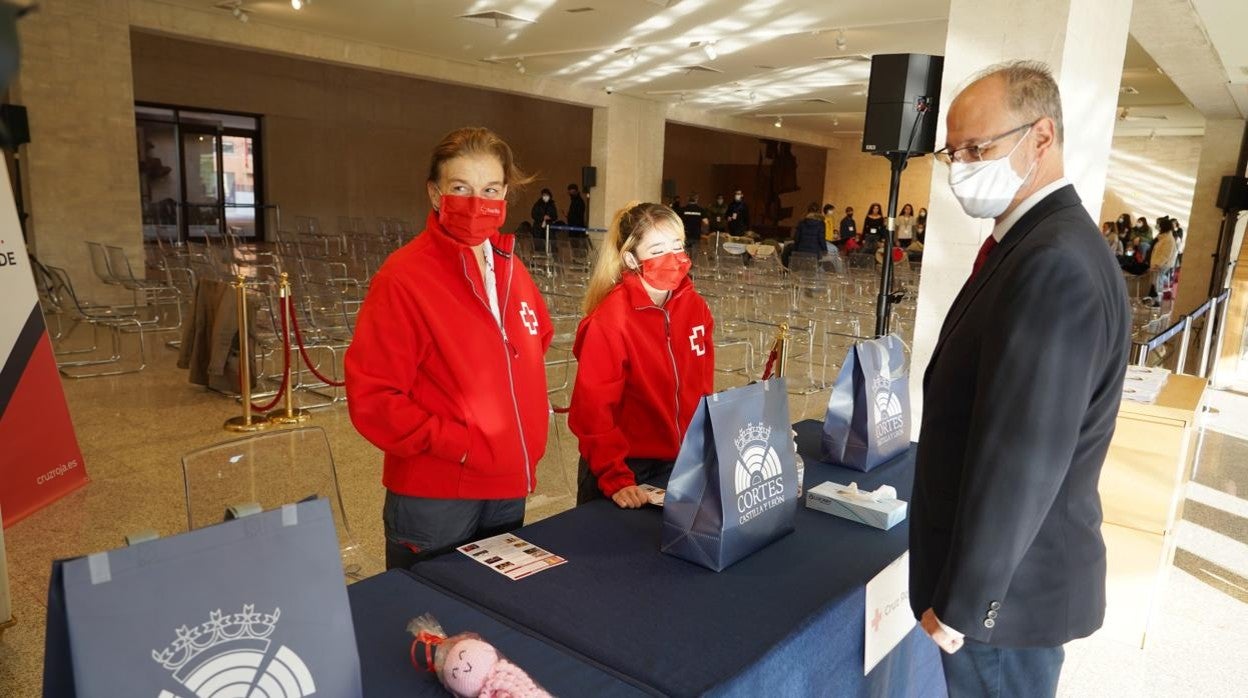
left=582, top=202, right=684, bottom=315
left=427, top=127, right=536, bottom=197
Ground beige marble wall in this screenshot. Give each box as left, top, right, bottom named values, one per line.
left=12, top=0, right=142, bottom=302
left=908, top=0, right=1133, bottom=435
left=1175, top=119, right=1246, bottom=317
left=1102, top=135, right=1203, bottom=229
left=822, top=136, right=933, bottom=220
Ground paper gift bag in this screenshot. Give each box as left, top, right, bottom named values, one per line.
left=822, top=334, right=910, bottom=472
left=661, top=378, right=798, bottom=572
left=42, top=498, right=363, bottom=698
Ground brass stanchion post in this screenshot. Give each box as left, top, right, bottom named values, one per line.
left=225, top=275, right=271, bottom=432
left=772, top=322, right=791, bottom=379
left=269, top=272, right=310, bottom=424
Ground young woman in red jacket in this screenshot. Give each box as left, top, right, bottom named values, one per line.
left=569, top=202, right=716, bottom=508
left=345, top=127, right=553, bottom=570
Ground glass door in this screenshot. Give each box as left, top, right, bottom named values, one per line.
left=220, top=132, right=259, bottom=239
left=182, top=127, right=222, bottom=241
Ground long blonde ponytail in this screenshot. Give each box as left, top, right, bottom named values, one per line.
left=582, top=202, right=684, bottom=315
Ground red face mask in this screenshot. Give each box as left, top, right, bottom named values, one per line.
left=637, top=251, right=692, bottom=291
left=437, top=194, right=507, bottom=246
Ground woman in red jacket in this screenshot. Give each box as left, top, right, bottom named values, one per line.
left=345, top=127, right=553, bottom=569
left=569, top=202, right=716, bottom=508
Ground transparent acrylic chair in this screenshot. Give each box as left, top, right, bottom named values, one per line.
left=180, top=426, right=381, bottom=583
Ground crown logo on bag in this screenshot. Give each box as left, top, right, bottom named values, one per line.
left=151, top=604, right=317, bottom=697
left=734, top=423, right=773, bottom=452
left=872, top=371, right=891, bottom=396
left=152, top=605, right=280, bottom=674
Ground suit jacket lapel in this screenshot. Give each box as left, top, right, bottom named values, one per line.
left=926, top=185, right=1084, bottom=381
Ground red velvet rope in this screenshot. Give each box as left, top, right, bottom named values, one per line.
left=287, top=294, right=348, bottom=387
left=248, top=293, right=290, bottom=412
left=761, top=347, right=778, bottom=381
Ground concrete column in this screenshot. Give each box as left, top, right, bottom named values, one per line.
left=12, top=0, right=142, bottom=302
left=909, top=0, right=1133, bottom=433
left=589, top=96, right=666, bottom=232
left=1214, top=213, right=1247, bottom=387
left=1174, top=119, right=1246, bottom=317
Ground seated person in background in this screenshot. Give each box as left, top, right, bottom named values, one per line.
left=844, top=230, right=866, bottom=254
left=569, top=202, right=715, bottom=508
left=838, top=206, right=858, bottom=246
left=1132, top=216, right=1153, bottom=243
left=1121, top=236, right=1150, bottom=275
left=1102, top=221, right=1123, bottom=256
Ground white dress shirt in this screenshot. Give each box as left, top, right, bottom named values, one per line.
left=991, top=177, right=1072, bottom=243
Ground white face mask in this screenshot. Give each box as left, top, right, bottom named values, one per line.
left=542, top=195, right=551, bottom=202
left=734, top=194, right=743, bottom=201
left=948, top=128, right=1035, bottom=219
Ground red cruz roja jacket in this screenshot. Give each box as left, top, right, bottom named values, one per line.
left=345, top=211, right=553, bottom=500
left=569, top=272, right=716, bottom=497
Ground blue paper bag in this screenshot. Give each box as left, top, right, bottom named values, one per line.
left=822, top=334, right=910, bottom=472
left=42, top=498, right=363, bottom=698
left=661, top=378, right=798, bottom=572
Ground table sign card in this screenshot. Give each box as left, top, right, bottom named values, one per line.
left=864, top=551, right=915, bottom=675
left=458, top=534, right=567, bottom=581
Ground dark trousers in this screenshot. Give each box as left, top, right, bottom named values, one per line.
left=941, top=639, right=1065, bottom=698
left=382, top=491, right=525, bottom=571
left=577, top=458, right=674, bottom=505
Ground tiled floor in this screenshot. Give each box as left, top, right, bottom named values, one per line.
left=1, top=330, right=1245, bottom=696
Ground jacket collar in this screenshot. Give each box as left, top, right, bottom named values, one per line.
left=927, top=184, right=1083, bottom=377
left=623, top=269, right=692, bottom=310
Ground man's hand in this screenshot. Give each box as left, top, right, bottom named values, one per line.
left=611, top=486, right=649, bottom=509
left=921, top=608, right=965, bottom=654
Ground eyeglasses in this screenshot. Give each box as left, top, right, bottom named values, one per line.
left=934, top=122, right=1034, bottom=165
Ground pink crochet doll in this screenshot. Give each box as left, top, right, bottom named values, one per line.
left=409, top=614, right=551, bottom=698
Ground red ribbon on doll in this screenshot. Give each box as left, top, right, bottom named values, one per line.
left=412, top=631, right=445, bottom=673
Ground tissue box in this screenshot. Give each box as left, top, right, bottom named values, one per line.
left=806, top=481, right=908, bottom=530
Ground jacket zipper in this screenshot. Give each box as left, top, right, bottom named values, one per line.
left=461, top=247, right=534, bottom=493
left=638, top=302, right=683, bottom=435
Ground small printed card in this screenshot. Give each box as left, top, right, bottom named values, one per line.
left=638, top=484, right=666, bottom=507
left=458, top=534, right=567, bottom=581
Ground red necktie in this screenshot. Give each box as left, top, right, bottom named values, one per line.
left=971, top=236, right=998, bottom=279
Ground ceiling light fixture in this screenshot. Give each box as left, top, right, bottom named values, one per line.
left=291, top=0, right=303, bottom=9
left=702, top=41, right=718, bottom=61
left=749, top=91, right=757, bottom=103
left=630, top=49, right=640, bottom=65
left=515, top=59, right=526, bottom=74
left=833, top=117, right=840, bottom=126
left=774, top=116, right=782, bottom=128
left=836, top=29, right=847, bottom=51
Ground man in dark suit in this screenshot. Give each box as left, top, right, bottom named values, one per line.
left=910, top=61, right=1130, bottom=697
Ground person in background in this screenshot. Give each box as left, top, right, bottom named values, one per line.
left=863, top=202, right=886, bottom=247
left=844, top=228, right=866, bottom=255
left=1145, top=217, right=1178, bottom=307
left=346, top=127, right=553, bottom=570
left=707, top=193, right=728, bottom=236
left=897, top=203, right=916, bottom=248
left=671, top=194, right=683, bottom=211
left=1132, top=216, right=1153, bottom=243
left=726, top=188, right=750, bottom=236
left=1102, top=221, right=1124, bottom=257
left=566, top=183, right=587, bottom=235
left=531, top=188, right=558, bottom=234
left=1171, top=217, right=1185, bottom=264
left=822, top=203, right=838, bottom=250
left=913, top=61, right=1129, bottom=697
left=680, top=193, right=707, bottom=262
left=838, top=206, right=858, bottom=245
left=789, top=202, right=828, bottom=266
left=569, top=202, right=715, bottom=508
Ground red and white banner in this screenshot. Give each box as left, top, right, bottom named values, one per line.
left=0, top=166, right=87, bottom=528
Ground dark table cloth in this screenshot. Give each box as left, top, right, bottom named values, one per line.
left=408, top=421, right=946, bottom=697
